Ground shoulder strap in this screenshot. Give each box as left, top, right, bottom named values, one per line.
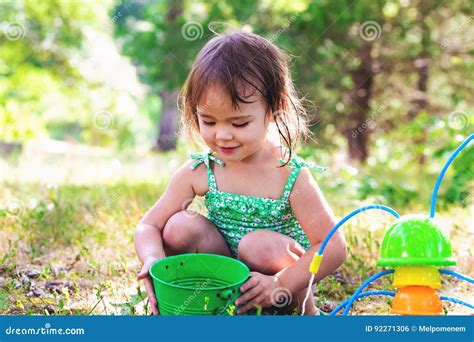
left=279, top=156, right=327, bottom=201
left=190, top=150, right=225, bottom=192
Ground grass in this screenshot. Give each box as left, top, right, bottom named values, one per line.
left=0, top=181, right=158, bottom=315
left=0, top=146, right=472, bottom=316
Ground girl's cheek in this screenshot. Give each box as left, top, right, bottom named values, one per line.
left=244, top=125, right=265, bottom=140
left=200, top=129, right=213, bottom=143
left=239, top=132, right=257, bottom=145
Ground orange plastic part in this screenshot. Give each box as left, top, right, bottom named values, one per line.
left=391, top=286, right=443, bottom=315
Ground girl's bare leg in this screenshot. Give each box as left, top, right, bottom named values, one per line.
left=162, top=210, right=231, bottom=257
left=237, top=230, right=319, bottom=315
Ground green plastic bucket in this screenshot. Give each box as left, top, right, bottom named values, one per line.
left=149, top=253, right=250, bottom=315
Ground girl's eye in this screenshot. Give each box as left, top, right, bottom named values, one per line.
left=202, top=121, right=215, bottom=126
left=233, top=122, right=249, bottom=128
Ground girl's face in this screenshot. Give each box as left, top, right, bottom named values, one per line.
left=197, top=84, right=272, bottom=163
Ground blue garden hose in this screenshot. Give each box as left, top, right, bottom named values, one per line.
left=430, top=134, right=473, bottom=218
left=342, top=270, right=394, bottom=315
left=302, top=205, right=400, bottom=315
left=440, top=269, right=474, bottom=284
left=440, top=296, right=474, bottom=310
left=318, top=205, right=400, bottom=256
left=321, top=134, right=474, bottom=316
left=329, top=290, right=395, bottom=316
left=337, top=269, right=474, bottom=315
left=328, top=292, right=473, bottom=315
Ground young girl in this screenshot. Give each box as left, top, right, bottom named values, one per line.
left=134, top=31, right=346, bottom=315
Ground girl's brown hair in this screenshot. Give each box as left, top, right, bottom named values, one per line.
left=180, top=30, right=309, bottom=165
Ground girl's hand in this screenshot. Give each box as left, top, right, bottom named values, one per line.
left=234, top=272, right=285, bottom=314
left=137, top=257, right=160, bottom=315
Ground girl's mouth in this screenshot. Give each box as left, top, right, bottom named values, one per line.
left=219, top=146, right=240, bottom=154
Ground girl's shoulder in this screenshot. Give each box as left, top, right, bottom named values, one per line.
left=183, top=152, right=213, bottom=197
left=177, top=159, right=208, bottom=196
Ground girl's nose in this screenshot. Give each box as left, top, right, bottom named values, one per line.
left=215, top=127, right=233, bottom=141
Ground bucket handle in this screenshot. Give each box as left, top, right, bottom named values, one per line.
left=218, top=289, right=233, bottom=300
left=216, top=294, right=234, bottom=315
left=213, top=289, right=236, bottom=315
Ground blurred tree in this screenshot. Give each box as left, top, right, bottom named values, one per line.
left=0, top=0, right=141, bottom=148
left=286, top=0, right=472, bottom=162
left=154, top=3, right=182, bottom=151
left=0, top=0, right=94, bottom=142
left=279, top=0, right=388, bottom=162
left=113, top=0, right=198, bottom=150
left=113, top=0, right=286, bottom=151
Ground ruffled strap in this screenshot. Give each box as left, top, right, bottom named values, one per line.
left=279, top=156, right=327, bottom=201
left=190, top=150, right=225, bottom=191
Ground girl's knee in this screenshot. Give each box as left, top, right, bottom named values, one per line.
left=237, top=230, right=270, bottom=263
left=237, top=230, right=303, bottom=274
left=162, top=210, right=206, bottom=252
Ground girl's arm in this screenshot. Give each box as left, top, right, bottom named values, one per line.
left=277, top=167, right=347, bottom=294
left=134, top=160, right=197, bottom=314
left=134, top=160, right=197, bottom=263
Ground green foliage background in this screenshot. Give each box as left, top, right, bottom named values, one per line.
left=0, top=0, right=472, bottom=315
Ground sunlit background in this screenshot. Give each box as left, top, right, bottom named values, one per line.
left=0, top=0, right=472, bottom=315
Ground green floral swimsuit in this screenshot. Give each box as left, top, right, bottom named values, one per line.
left=190, top=150, right=326, bottom=258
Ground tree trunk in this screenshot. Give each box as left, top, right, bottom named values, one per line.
left=408, top=0, right=431, bottom=120
left=155, top=0, right=182, bottom=151
left=0, top=141, right=22, bottom=156
left=156, top=90, right=179, bottom=151
left=345, top=41, right=374, bottom=162
left=408, top=0, right=432, bottom=164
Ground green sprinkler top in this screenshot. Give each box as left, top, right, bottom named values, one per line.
left=377, top=214, right=456, bottom=267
